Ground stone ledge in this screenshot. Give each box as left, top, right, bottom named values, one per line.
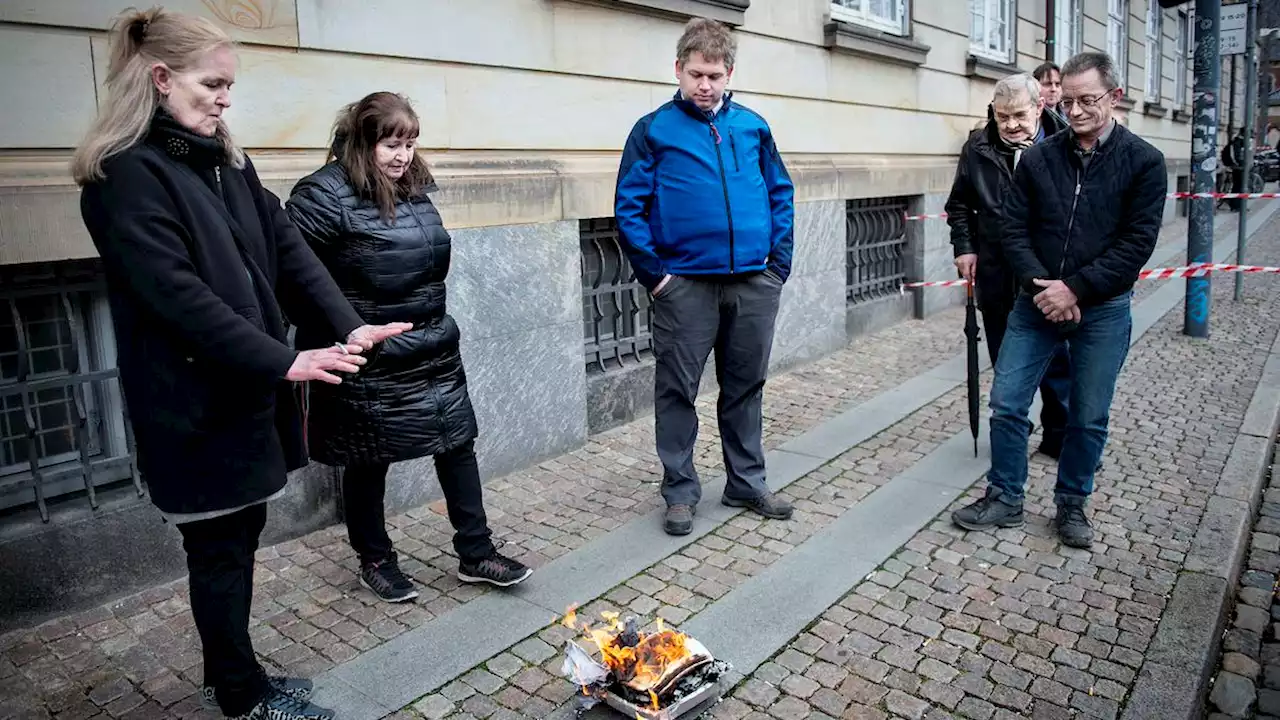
left=823, top=21, right=929, bottom=67
left=0, top=152, right=956, bottom=265
left=1144, top=101, right=1170, bottom=118
left=562, top=0, right=750, bottom=25
left=1173, top=108, right=1192, bottom=123
left=965, top=54, right=1020, bottom=82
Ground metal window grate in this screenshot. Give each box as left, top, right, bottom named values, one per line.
left=0, top=261, right=140, bottom=521
left=846, top=197, right=910, bottom=306
left=580, top=218, right=654, bottom=373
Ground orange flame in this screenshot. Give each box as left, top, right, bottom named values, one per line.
left=559, top=604, right=694, bottom=697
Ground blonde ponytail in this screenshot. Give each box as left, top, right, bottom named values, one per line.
left=71, top=6, right=243, bottom=185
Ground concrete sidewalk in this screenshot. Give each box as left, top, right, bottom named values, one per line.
left=1, top=205, right=1276, bottom=720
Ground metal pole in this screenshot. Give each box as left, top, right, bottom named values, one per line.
left=1228, top=56, right=1238, bottom=140
left=1186, top=0, right=1220, bottom=338
left=1236, top=0, right=1259, bottom=302
left=1045, top=0, right=1056, bottom=61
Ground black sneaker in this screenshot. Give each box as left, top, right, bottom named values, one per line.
left=1056, top=504, right=1094, bottom=548
left=664, top=504, right=696, bottom=536
left=458, top=552, right=533, bottom=587
left=721, top=492, right=794, bottom=520
left=227, top=687, right=335, bottom=719
left=202, top=676, right=313, bottom=710
left=951, top=488, right=1024, bottom=531
left=360, top=556, right=419, bottom=603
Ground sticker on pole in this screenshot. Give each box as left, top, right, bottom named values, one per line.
left=1221, top=4, right=1247, bottom=56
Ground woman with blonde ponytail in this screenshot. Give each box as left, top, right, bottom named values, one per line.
left=76, top=7, right=413, bottom=719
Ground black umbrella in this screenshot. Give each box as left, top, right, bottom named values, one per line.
left=964, top=281, right=981, bottom=457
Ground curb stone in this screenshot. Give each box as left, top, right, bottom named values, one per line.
left=1122, top=326, right=1280, bottom=719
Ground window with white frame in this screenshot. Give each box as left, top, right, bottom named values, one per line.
left=1054, top=0, right=1083, bottom=65
left=831, top=0, right=909, bottom=37
left=970, top=0, right=1015, bottom=63
left=1145, top=1, right=1164, bottom=101
left=1175, top=10, right=1190, bottom=107
left=1107, top=0, right=1130, bottom=89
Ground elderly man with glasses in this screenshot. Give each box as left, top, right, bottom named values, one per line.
left=951, top=52, right=1167, bottom=549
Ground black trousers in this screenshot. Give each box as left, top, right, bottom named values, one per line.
left=178, top=503, right=270, bottom=716
left=343, top=441, right=494, bottom=564
left=650, top=273, right=782, bottom=507
left=982, top=301, right=1069, bottom=445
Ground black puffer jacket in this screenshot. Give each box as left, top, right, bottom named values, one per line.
left=285, top=162, right=478, bottom=466
left=1004, top=122, right=1167, bottom=305
left=945, top=105, right=1069, bottom=310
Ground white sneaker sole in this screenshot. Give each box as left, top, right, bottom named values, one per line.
left=456, top=567, right=533, bottom=588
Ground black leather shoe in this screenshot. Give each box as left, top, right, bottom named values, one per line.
left=952, top=488, right=1024, bottom=531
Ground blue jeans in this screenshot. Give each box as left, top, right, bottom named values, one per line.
left=987, top=292, right=1133, bottom=505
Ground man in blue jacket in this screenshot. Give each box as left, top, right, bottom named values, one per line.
left=614, top=17, right=795, bottom=536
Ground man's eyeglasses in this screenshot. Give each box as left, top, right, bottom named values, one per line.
left=1060, top=90, right=1117, bottom=110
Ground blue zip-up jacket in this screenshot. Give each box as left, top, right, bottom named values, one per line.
left=614, top=91, right=795, bottom=291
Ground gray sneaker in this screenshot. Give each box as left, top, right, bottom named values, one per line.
left=664, top=504, right=696, bottom=536
left=952, top=488, right=1024, bottom=531
left=1055, top=503, right=1094, bottom=548
left=721, top=492, right=793, bottom=520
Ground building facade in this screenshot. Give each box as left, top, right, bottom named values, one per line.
left=0, top=0, right=1203, bottom=628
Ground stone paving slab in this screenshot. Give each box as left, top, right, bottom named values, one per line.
left=0, top=208, right=1252, bottom=720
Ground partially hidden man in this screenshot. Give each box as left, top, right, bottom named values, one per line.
left=945, top=72, right=1072, bottom=460
left=613, top=17, right=796, bottom=537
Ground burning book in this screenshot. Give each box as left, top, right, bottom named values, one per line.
left=559, top=605, right=731, bottom=719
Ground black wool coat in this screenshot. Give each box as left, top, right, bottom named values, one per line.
left=285, top=161, right=478, bottom=467
left=79, top=114, right=364, bottom=514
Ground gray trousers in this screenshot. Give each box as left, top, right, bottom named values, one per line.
left=652, top=271, right=782, bottom=507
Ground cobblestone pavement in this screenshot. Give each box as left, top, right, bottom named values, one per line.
left=1206, top=452, right=1280, bottom=719
left=692, top=217, right=1280, bottom=720
left=0, top=212, right=1245, bottom=720
left=385, top=214, right=1280, bottom=720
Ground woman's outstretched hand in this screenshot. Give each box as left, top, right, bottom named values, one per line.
left=286, top=345, right=366, bottom=384
left=345, top=322, right=413, bottom=351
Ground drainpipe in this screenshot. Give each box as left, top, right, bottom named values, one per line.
left=1045, top=0, right=1056, bottom=61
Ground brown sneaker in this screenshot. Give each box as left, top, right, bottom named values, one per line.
left=721, top=492, right=793, bottom=520
left=664, top=504, right=695, bottom=536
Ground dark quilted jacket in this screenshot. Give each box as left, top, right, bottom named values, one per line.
left=285, top=162, right=477, bottom=466
left=1004, top=122, right=1167, bottom=306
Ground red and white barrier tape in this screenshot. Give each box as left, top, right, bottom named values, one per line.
left=901, top=263, right=1280, bottom=292
left=900, top=279, right=970, bottom=292
left=1138, top=262, right=1280, bottom=279
left=904, top=212, right=949, bottom=221
left=1169, top=192, right=1280, bottom=200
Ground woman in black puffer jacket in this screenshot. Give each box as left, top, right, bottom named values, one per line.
left=286, top=92, right=531, bottom=601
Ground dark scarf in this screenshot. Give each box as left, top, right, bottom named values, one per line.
left=991, top=124, right=1045, bottom=173
left=146, top=108, right=228, bottom=172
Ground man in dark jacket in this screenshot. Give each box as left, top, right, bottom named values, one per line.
left=946, top=72, right=1071, bottom=458
left=1034, top=62, right=1067, bottom=124
left=952, top=52, right=1167, bottom=548
left=614, top=17, right=795, bottom=536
